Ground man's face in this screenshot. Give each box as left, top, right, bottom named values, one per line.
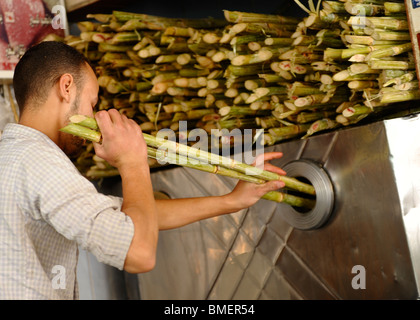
left=60, top=65, right=99, bottom=159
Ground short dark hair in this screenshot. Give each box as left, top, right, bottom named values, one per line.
left=13, top=41, right=91, bottom=113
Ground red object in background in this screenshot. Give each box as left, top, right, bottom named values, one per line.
left=0, top=0, right=65, bottom=72
left=0, top=0, right=45, bottom=48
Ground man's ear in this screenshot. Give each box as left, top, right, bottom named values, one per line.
left=58, top=73, right=75, bottom=103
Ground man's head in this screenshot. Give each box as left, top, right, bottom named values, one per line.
left=13, top=41, right=90, bottom=113
left=14, top=41, right=99, bottom=158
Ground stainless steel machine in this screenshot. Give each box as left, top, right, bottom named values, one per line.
left=134, top=114, right=420, bottom=300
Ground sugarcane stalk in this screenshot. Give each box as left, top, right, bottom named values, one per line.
left=345, top=2, right=385, bottom=16
left=322, top=1, right=346, bottom=14
left=296, top=111, right=336, bottom=123
left=384, top=2, right=406, bottom=14
left=383, top=71, right=416, bottom=87
left=268, top=124, right=311, bottom=138
left=224, top=10, right=300, bottom=25
left=380, top=88, right=420, bottom=103
left=365, top=42, right=412, bottom=60
left=368, top=60, right=415, bottom=70
left=246, top=87, right=289, bottom=104
left=289, top=82, right=323, bottom=97
left=63, top=115, right=316, bottom=195
left=113, top=11, right=227, bottom=29
left=303, top=118, right=339, bottom=138
left=341, top=45, right=393, bottom=59
left=219, top=106, right=271, bottom=117
left=369, top=30, right=410, bottom=41
left=230, top=22, right=294, bottom=37
left=393, top=81, right=419, bottom=91
left=348, top=63, right=381, bottom=74
left=226, top=64, right=271, bottom=77
left=344, top=34, right=405, bottom=46
left=60, top=123, right=102, bottom=142
left=348, top=80, right=378, bottom=89
left=149, top=147, right=314, bottom=208
left=342, top=105, right=372, bottom=118
left=333, top=70, right=379, bottom=81
left=231, top=48, right=273, bottom=66
left=364, top=16, right=408, bottom=30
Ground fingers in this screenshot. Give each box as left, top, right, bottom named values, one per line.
left=264, top=163, right=286, bottom=176
left=261, top=152, right=284, bottom=162
left=253, top=152, right=283, bottom=166
left=252, top=151, right=286, bottom=177
left=95, top=109, right=137, bottom=138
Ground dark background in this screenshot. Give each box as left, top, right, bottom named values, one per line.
left=67, top=0, right=306, bottom=22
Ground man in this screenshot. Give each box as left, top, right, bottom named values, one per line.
left=0, top=41, right=286, bottom=299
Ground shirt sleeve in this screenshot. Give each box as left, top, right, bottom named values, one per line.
left=17, top=143, right=134, bottom=271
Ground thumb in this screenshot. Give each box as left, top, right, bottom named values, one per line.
left=92, top=141, right=105, bottom=159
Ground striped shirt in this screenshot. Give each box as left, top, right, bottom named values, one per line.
left=0, top=124, right=134, bottom=299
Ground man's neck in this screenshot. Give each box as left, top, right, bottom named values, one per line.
left=19, top=108, right=61, bottom=145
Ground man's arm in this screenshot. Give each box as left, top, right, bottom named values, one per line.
left=93, top=109, right=159, bottom=274
left=155, top=152, right=286, bottom=230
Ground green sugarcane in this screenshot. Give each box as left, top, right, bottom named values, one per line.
left=303, top=118, right=339, bottom=138
left=322, top=1, right=346, bottom=14
left=148, top=147, right=315, bottom=208
left=324, top=48, right=344, bottom=61
left=268, top=124, right=311, bottom=137
left=369, top=60, right=415, bottom=70
left=341, top=45, right=393, bottom=59
left=380, top=88, right=420, bottom=103
left=219, top=106, right=272, bottom=117
left=98, top=42, right=133, bottom=52
left=370, top=30, right=410, bottom=41
left=231, top=49, right=273, bottom=66
left=223, top=10, right=300, bottom=25
left=384, top=2, right=406, bottom=14
left=383, top=71, right=416, bottom=87
left=62, top=115, right=316, bottom=195
left=366, top=42, right=412, bottom=60
left=344, top=2, right=385, bottom=16
left=226, top=64, right=271, bottom=77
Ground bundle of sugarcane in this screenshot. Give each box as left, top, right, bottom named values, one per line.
left=68, top=9, right=306, bottom=174
left=201, top=10, right=304, bottom=146
left=261, top=0, right=352, bottom=142
left=61, top=115, right=316, bottom=208
left=328, top=0, right=420, bottom=123
left=66, top=5, right=420, bottom=178
left=79, top=11, right=233, bottom=143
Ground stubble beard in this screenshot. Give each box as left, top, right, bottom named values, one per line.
left=61, top=94, right=85, bottom=160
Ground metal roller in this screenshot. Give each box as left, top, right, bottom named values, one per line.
left=280, top=159, right=335, bottom=230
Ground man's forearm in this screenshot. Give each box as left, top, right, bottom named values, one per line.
left=155, top=195, right=242, bottom=230
left=120, top=164, right=159, bottom=273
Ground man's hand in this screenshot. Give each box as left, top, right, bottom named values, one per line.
left=227, top=152, right=286, bottom=210
left=92, top=109, right=148, bottom=170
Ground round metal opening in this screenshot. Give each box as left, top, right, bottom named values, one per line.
left=280, top=159, right=334, bottom=230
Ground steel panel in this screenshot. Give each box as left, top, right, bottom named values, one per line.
left=136, top=117, right=420, bottom=300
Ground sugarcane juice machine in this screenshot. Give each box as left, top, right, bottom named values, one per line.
left=134, top=3, right=420, bottom=299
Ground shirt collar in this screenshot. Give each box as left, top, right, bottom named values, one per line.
left=1, top=123, right=59, bottom=150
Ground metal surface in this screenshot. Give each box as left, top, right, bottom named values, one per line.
left=135, top=115, right=420, bottom=300
left=280, top=160, right=334, bottom=230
